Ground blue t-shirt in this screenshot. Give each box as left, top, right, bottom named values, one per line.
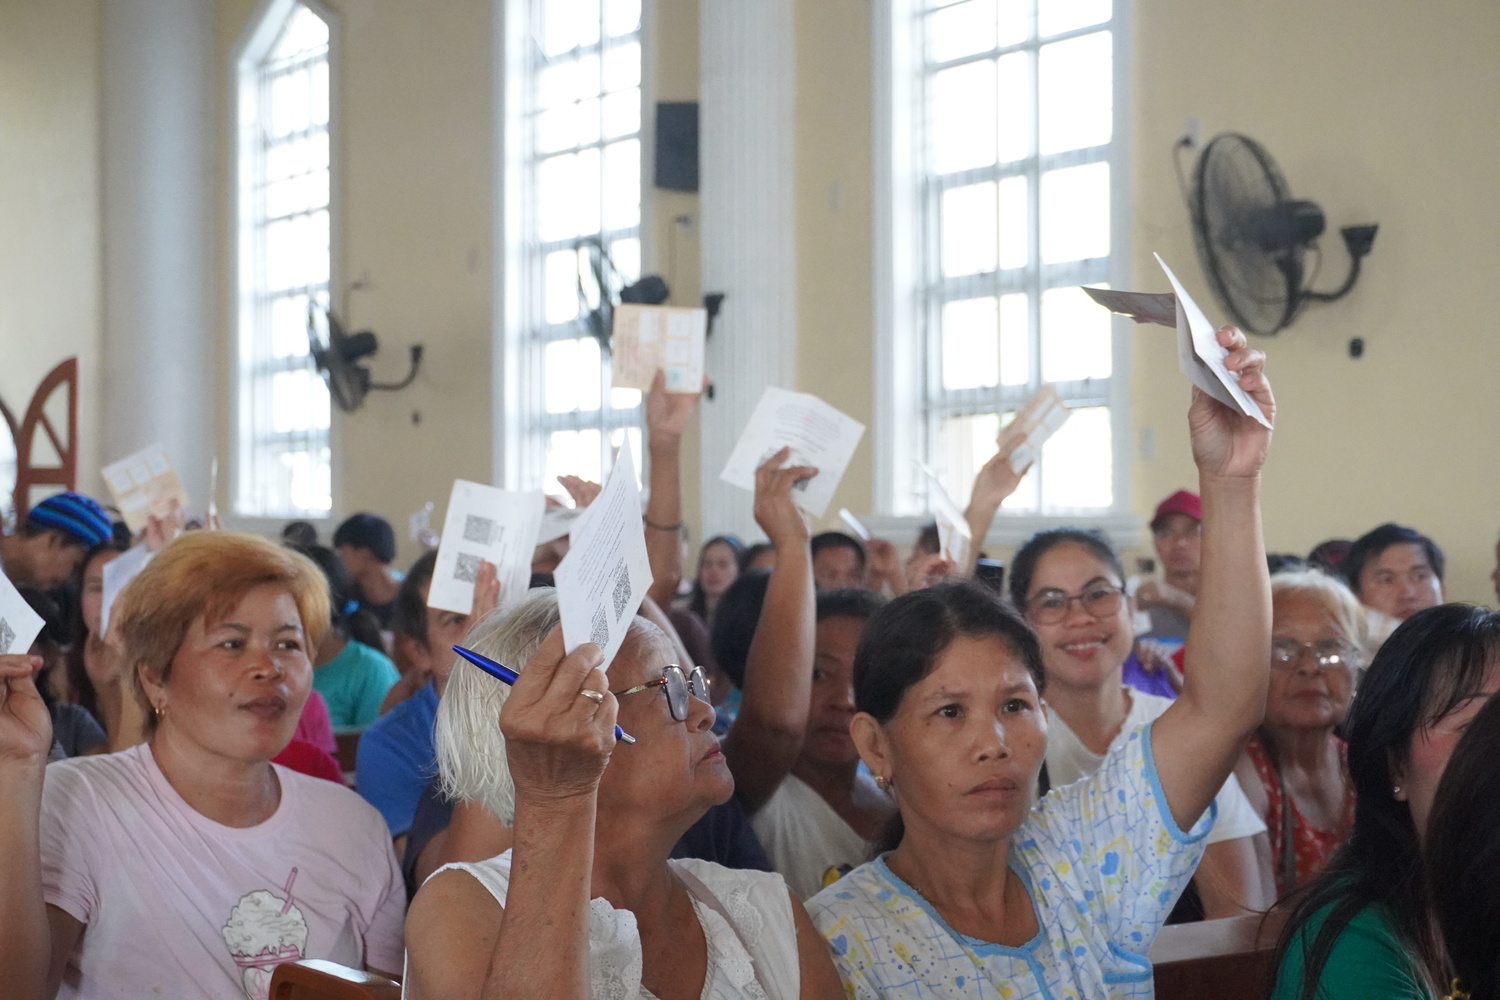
left=356, top=681, right=439, bottom=836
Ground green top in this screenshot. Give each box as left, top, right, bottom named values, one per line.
left=1272, top=900, right=1434, bottom=1000
left=312, top=639, right=400, bottom=728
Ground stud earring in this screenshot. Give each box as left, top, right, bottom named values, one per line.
left=875, top=775, right=891, bottom=792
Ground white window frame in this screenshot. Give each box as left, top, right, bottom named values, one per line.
left=870, top=0, right=1140, bottom=548
left=495, top=0, right=649, bottom=493
left=230, top=0, right=337, bottom=524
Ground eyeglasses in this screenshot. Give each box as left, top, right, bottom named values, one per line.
left=1024, top=584, right=1124, bottom=625
left=1270, top=638, right=1354, bottom=671
left=612, top=664, right=711, bottom=722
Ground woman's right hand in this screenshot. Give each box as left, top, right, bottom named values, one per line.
left=499, top=627, right=617, bottom=809
left=753, top=447, right=817, bottom=550
left=0, top=655, right=52, bottom=765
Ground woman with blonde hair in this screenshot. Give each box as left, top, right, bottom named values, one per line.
left=404, top=586, right=844, bottom=999
left=1234, top=569, right=1366, bottom=898
left=0, top=531, right=403, bottom=1000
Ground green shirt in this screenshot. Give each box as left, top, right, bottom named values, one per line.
left=312, top=639, right=400, bottom=728
left=1272, top=901, right=1433, bottom=1000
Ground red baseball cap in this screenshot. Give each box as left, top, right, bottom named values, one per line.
left=1151, top=490, right=1201, bottom=530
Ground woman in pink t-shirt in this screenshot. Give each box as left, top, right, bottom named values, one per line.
left=0, top=532, right=403, bottom=1000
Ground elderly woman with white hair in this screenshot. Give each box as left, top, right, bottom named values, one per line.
left=1233, top=569, right=1368, bottom=898
left=403, top=587, right=843, bottom=999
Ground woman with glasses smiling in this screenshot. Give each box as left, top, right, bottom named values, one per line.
left=404, top=585, right=844, bottom=999
left=1003, top=524, right=1273, bottom=921
left=1233, top=570, right=1366, bottom=899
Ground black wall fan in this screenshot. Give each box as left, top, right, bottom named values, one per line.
left=1186, top=132, right=1378, bottom=336
left=307, top=302, right=423, bottom=413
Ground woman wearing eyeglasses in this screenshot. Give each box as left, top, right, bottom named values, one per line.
left=1005, top=526, right=1274, bottom=920
left=403, top=585, right=844, bottom=999
left=1232, top=570, right=1364, bottom=899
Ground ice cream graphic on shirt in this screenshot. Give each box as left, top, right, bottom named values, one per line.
left=221, top=868, right=308, bottom=1000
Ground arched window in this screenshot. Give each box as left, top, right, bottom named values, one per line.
left=233, top=0, right=333, bottom=517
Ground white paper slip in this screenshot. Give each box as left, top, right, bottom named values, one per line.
left=408, top=502, right=438, bottom=548
left=997, top=385, right=1072, bottom=475
left=100, top=544, right=153, bottom=637
left=102, top=443, right=191, bottom=534
left=1080, top=286, right=1177, bottom=328
left=719, top=387, right=866, bottom=519
left=0, top=571, right=45, bottom=656
left=429, top=481, right=546, bottom=615
left=915, top=461, right=973, bottom=569
left=537, top=504, right=583, bottom=546
left=611, top=304, right=708, bottom=394
left=553, top=441, right=653, bottom=669
left=838, top=508, right=872, bottom=542
left=1154, top=254, right=1273, bottom=429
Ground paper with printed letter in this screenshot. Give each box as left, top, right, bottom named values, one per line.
left=719, top=387, right=866, bottom=519
left=100, top=543, right=153, bottom=637
left=611, top=304, right=708, bottom=393
left=428, top=481, right=545, bottom=615
left=915, top=461, right=972, bottom=569
left=102, top=443, right=191, bottom=533
left=553, top=441, right=653, bottom=667
left=0, top=571, right=44, bottom=656
left=996, top=385, right=1072, bottom=475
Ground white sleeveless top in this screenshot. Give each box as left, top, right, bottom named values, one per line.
left=435, top=851, right=802, bottom=1000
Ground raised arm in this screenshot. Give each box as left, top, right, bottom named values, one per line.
left=643, top=370, right=704, bottom=609
left=723, top=448, right=818, bottom=814
left=0, top=654, right=71, bottom=1000
left=404, top=629, right=613, bottom=1000
left=961, top=440, right=1030, bottom=577
left=1153, top=326, right=1275, bottom=832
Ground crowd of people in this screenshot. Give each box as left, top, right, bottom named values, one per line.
left=1, top=329, right=1497, bottom=1000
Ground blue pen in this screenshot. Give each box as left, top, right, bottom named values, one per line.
left=452, top=644, right=636, bottom=745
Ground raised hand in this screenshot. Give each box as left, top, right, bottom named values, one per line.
left=1188, top=326, right=1274, bottom=481
left=645, top=368, right=706, bottom=444
left=469, top=560, right=502, bottom=626
left=143, top=497, right=188, bottom=552
left=499, top=627, right=616, bottom=809
left=864, top=538, right=906, bottom=595
left=904, top=551, right=956, bottom=593
left=557, top=475, right=603, bottom=510
left=0, top=655, right=52, bottom=765
left=753, top=447, right=817, bottom=550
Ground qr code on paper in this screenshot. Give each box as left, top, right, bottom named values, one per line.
left=611, top=563, right=631, bottom=621
left=463, top=514, right=498, bottom=546
left=0, top=618, right=13, bottom=654
left=590, top=607, right=609, bottom=649
left=454, top=553, right=481, bottom=584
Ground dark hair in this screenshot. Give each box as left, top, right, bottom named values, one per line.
left=289, top=544, right=386, bottom=651
left=1008, top=527, right=1125, bottom=612
left=687, top=534, right=746, bottom=619
left=743, top=542, right=775, bottom=568
left=392, top=550, right=439, bottom=647
left=913, top=521, right=941, bottom=557
left=708, top=569, right=770, bottom=689
left=281, top=520, right=320, bottom=548
left=1426, top=691, right=1500, bottom=1000
left=1267, top=553, right=1308, bottom=575
left=1343, top=523, right=1445, bottom=595
left=1275, top=603, right=1500, bottom=1000
left=1306, top=538, right=1353, bottom=576
left=854, top=581, right=1045, bottom=854
left=65, top=525, right=133, bottom=720
left=817, top=588, right=886, bottom=624
left=332, top=512, right=397, bottom=565
left=810, top=532, right=867, bottom=570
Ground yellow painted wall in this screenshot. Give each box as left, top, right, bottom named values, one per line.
left=0, top=0, right=102, bottom=502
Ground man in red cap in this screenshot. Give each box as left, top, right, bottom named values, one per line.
left=1138, top=489, right=1202, bottom=641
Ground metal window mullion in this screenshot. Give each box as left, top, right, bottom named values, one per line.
left=922, top=19, right=1105, bottom=75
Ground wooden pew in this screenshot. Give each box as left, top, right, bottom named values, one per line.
left=1151, top=909, right=1288, bottom=1000
left=270, top=959, right=401, bottom=1000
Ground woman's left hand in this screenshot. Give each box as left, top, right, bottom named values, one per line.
left=1188, top=326, right=1274, bottom=480
left=0, top=655, right=52, bottom=765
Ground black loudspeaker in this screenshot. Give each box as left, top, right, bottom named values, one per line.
left=654, top=102, right=698, bottom=192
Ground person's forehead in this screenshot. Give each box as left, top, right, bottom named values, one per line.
left=1029, top=542, right=1116, bottom=592
left=815, top=615, right=864, bottom=654
left=1155, top=512, right=1200, bottom=533
left=608, top=620, right=672, bottom=685
left=1370, top=542, right=1431, bottom=573
left=922, top=633, right=1033, bottom=686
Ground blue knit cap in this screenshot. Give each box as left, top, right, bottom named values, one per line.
left=26, top=491, right=114, bottom=548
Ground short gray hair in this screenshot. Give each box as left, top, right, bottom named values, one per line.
left=1270, top=568, right=1370, bottom=666
left=434, top=588, right=563, bottom=825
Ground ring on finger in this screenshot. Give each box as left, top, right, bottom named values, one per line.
left=579, top=689, right=606, bottom=705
